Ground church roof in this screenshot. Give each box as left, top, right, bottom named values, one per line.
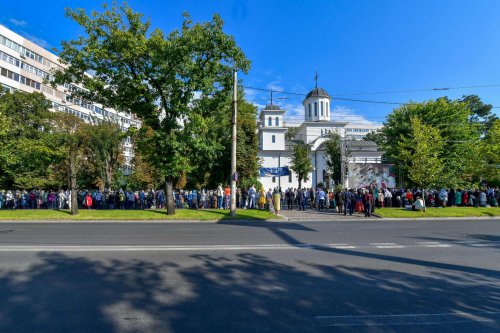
left=262, top=104, right=282, bottom=111
left=305, top=87, right=330, bottom=99
left=345, top=140, right=378, bottom=147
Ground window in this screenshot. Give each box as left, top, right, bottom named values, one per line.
left=268, top=117, right=272, bottom=126
left=314, top=102, right=318, bottom=116
left=289, top=171, right=292, bottom=183
left=272, top=176, right=276, bottom=183
left=321, top=101, right=324, bottom=116
left=326, top=102, right=329, bottom=116
left=321, top=129, right=323, bottom=135
left=275, top=117, right=279, bottom=126
left=272, top=135, right=275, bottom=143
left=308, top=104, right=312, bottom=118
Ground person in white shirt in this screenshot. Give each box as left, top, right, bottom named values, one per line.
left=413, top=197, right=425, bottom=211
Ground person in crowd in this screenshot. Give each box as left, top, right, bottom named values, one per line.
left=241, top=188, right=248, bottom=209
left=455, top=189, right=462, bottom=207
left=258, top=187, right=266, bottom=209
left=266, top=188, right=273, bottom=211
left=354, top=190, right=364, bottom=213
left=479, top=190, right=487, bottom=207
left=412, top=196, right=425, bottom=211
left=336, top=190, right=343, bottom=214
left=216, top=184, right=223, bottom=209
left=438, top=188, right=448, bottom=207
left=84, top=192, right=93, bottom=209
left=363, top=189, right=374, bottom=217
left=317, top=188, right=326, bottom=210
left=248, top=185, right=256, bottom=209
left=297, top=188, right=305, bottom=211
left=273, top=188, right=281, bottom=216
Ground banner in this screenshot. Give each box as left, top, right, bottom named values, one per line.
left=259, top=167, right=290, bottom=177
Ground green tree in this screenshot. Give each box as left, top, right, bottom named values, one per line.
left=85, top=120, right=125, bottom=190
left=52, top=3, right=250, bottom=215
left=397, top=117, right=444, bottom=189
left=0, top=91, right=59, bottom=189
left=49, top=113, right=89, bottom=215
left=289, top=141, right=313, bottom=189
left=382, top=97, right=481, bottom=187
left=364, top=130, right=386, bottom=147
left=479, top=119, right=500, bottom=184
left=191, top=91, right=260, bottom=188
left=323, top=133, right=343, bottom=186
left=460, top=95, right=498, bottom=135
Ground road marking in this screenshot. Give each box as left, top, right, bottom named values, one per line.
left=326, top=244, right=357, bottom=249
left=370, top=242, right=405, bottom=249
left=0, top=241, right=464, bottom=252
left=314, top=311, right=500, bottom=327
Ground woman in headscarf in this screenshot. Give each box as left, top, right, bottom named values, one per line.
left=258, top=187, right=266, bottom=209
left=273, top=188, right=281, bottom=216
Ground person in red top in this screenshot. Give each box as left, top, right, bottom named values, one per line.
left=224, top=186, right=231, bottom=209
left=406, top=190, right=414, bottom=205
left=363, top=190, right=373, bottom=217
left=85, top=193, right=93, bottom=209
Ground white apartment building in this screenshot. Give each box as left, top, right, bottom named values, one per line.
left=0, top=24, right=139, bottom=173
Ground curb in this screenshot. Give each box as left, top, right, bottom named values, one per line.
left=0, top=218, right=286, bottom=223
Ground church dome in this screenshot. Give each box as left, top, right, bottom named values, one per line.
left=263, top=104, right=282, bottom=111
left=306, top=87, right=330, bottom=99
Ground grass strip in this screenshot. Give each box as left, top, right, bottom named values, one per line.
left=0, top=208, right=278, bottom=221
left=375, top=207, right=500, bottom=218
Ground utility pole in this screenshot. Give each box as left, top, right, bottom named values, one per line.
left=230, top=68, right=237, bottom=217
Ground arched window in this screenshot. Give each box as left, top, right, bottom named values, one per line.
left=272, top=135, right=275, bottom=143
left=275, top=117, right=279, bottom=126
left=308, top=104, right=312, bottom=118
left=321, top=129, right=323, bottom=135
left=321, top=101, right=324, bottom=116
left=314, top=102, right=318, bottom=116
left=268, top=117, right=272, bottom=126
left=326, top=102, right=329, bottom=116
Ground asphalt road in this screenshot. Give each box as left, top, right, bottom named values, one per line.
left=0, top=219, right=499, bottom=333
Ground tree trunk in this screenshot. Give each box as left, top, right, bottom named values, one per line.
left=105, top=160, right=113, bottom=190
left=166, top=177, right=175, bottom=215
left=69, top=155, right=79, bottom=216
left=298, top=176, right=302, bottom=189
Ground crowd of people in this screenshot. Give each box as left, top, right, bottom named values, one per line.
left=0, top=186, right=498, bottom=216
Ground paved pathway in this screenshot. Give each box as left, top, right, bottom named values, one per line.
left=280, top=207, right=376, bottom=221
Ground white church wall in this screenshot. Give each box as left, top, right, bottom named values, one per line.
left=261, top=131, right=285, bottom=151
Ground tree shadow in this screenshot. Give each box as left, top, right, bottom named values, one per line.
left=407, top=234, right=500, bottom=250
left=0, top=251, right=499, bottom=332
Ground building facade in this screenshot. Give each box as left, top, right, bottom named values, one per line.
left=0, top=25, right=138, bottom=173
left=257, top=85, right=384, bottom=191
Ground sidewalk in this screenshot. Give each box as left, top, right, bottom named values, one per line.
left=279, top=208, right=376, bottom=221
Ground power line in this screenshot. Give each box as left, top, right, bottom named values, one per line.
left=242, top=85, right=404, bottom=105
left=243, top=84, right=500, bottom=108
left=334, top=84, right=500, bottom=97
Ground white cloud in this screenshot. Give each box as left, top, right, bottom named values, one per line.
left=332, top=105, right=381, bottom=125
left=265, top=81, right=284, bottom=92
left=8, top=18, right=28, bottom=27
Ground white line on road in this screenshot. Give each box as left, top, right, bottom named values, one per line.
left=0, top=242, right=465, bottom=252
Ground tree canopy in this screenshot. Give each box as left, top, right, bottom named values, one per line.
left=381, top=95, right=497, bottom=188
left=51, top=3, right=250, bottom=214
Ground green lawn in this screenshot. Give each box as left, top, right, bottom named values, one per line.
left=0, top=208, right=278, bottom=221
left=376, top=207, right=500, bottom=218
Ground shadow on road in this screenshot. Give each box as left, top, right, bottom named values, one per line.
left=0, top=249, right=499, bottom=333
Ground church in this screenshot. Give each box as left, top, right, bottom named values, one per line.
left=257, top=83, right=391, bottom=191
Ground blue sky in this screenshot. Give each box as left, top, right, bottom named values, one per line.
left=1, top=0, right=500, bottom=125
